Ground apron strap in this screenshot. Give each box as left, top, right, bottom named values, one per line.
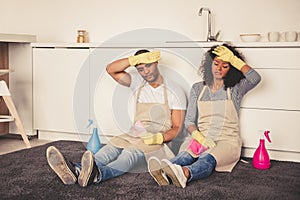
left=136, top=81, right=146, bottom=103
left=226, top=87, right=232, bottom=100
left=163, top=80, right=168, bottom=105
left=198, top=85, right=207, bottom=100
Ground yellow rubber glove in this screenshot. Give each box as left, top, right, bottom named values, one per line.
left=141, top=132, right=163, bottom=145
left=128, top=51, right=160, bottom=66
left=212, top=46, right=246, bottom=71
left=192, top=130, right=216, bottom=148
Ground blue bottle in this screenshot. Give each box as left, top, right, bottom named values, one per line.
left=86, top=120, right=101, bottom=154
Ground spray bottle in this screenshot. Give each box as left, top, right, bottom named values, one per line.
left=253, top=130, right=271, bottom=170
left=86, top=119, right=102, bottom=154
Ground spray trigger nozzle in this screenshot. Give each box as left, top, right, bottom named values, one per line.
left=264, top=130, right=271, bottom=143
left=86, top=119, right=93, bottom=128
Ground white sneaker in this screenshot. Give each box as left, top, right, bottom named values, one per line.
left=46, top=146, right=77, bottom=185
left=78, top=151, right=100, bottom=187
left=148, top=157, right=169, bottom=186
left=161, top=159, right=187, bottom=188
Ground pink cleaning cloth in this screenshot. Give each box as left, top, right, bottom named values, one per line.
left=188, top=139, right=208, bottom=155
left=127, top=121, right=147, bottom=137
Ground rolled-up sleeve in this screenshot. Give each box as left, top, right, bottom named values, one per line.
left=237, top=68, right=261, bottom=96
left=184, top=83, right=201, bottom=128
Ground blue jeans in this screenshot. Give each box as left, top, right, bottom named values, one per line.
left=170, top=151, right=216, bottom=182
left=75, top=144, right=146, bottom=183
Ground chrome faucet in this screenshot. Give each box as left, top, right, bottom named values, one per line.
left=198, top=7, right=220, bottom=42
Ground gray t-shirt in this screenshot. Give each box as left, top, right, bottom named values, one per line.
left=185, top=69, right=261, bottom=128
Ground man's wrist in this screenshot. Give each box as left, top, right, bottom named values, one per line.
left=155, top=132, right=164, bottom=144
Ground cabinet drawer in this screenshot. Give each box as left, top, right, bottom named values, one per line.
left=240, top=108, right=300, bottom=152
left=241, top=68, right=300, bottom=111
left=239, top=48, right=300, bottom=69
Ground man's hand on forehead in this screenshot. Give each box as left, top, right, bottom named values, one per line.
left=129, top=51, right=160, bottom=66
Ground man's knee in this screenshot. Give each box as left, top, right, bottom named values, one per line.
left=123, top=148, right=144, bottom=159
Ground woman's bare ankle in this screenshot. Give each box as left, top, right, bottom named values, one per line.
left=182, top=167, right=190, bottom=179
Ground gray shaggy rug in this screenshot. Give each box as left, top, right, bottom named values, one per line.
left=0, top=140, right=299, bottom=200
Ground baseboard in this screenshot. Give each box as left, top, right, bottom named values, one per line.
left=38, top=130, right=113, bottom=144
left=0, top=133, right=37, bottom=140
left=242, top=147, right=300, bottom=163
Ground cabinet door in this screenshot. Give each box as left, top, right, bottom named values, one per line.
left=89, top=48, right=133, bottom=141
left=240, top=108, right=300, bottom=152
left=33, top=48, right=90, bottom=134
left=240, top=48, right=300, bottom=110
left=241, top=69, right=300, bottom=110
left=9, top=43, right=34, bottom=135
left=239, top=48, right=300, bottom=69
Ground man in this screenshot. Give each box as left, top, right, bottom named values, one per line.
left=46, top=49, right=186, bottom=187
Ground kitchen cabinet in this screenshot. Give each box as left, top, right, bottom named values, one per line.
left=32, top=42, right=300, bottom=162
left=9, top=43, right=35, bottom=136
left=238, top=46, right=300, bottom=161
left=33, top=48, right=90, bottom=140
left=0, top=34, right=36, bottom=137
left=0, top=42, right=9, bottom=134
left=33, top=45, right=204, bottom=142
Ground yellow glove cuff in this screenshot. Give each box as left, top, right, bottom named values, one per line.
left=128, top=51, right=160, bottom=66
left=142, top=132, right=163, bottom=145
left=231, top=56, right=246, bottom=71
left=191, top=130, right=205, bottom=144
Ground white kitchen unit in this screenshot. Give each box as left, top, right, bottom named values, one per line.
left=32, top=42, right=300, bottom=162
left=33, top=47, right=90, bottom=141
left=237, top=45, right=300, bottom=162
left=32, top=43, right=206, bottom=143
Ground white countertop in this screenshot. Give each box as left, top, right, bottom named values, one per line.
left=0, top=33, right=36, bottom=43
left=31, top=41, right=300, bottom=48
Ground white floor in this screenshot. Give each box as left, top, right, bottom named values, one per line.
left=0, top=134, right=51, bottom=155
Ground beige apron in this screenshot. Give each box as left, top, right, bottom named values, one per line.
left=109, top=81, right=174, bottom=160
left=180, top=86, right=241, bottom=172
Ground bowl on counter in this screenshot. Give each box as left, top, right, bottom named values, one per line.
left=240, top=34, right=261, bottom=42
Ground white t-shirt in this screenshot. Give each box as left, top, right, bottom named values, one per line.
left=129, top=72, right=187, bottom=110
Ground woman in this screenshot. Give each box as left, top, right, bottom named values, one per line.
left=148, top=44, right=261, bottom=188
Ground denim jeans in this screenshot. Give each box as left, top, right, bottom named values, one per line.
left=170, top=151, right=216, bottom=182
left=75, top=144, right=146, bottom=183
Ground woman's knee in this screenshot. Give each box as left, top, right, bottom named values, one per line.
left=199, top=154, right=216, bottom=174
left=188, top=154, right=216, bottom=181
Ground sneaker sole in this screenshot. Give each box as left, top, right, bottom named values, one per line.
left=78, top=151, right=94, bottom=187
left=161, top=160, right=185, bottom=188
left=148, top=157, right=169, bottom=186
left=46, top=146, right=77, bottom=185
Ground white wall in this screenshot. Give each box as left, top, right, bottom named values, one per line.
left=1, top=0, right=299, bottom=43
